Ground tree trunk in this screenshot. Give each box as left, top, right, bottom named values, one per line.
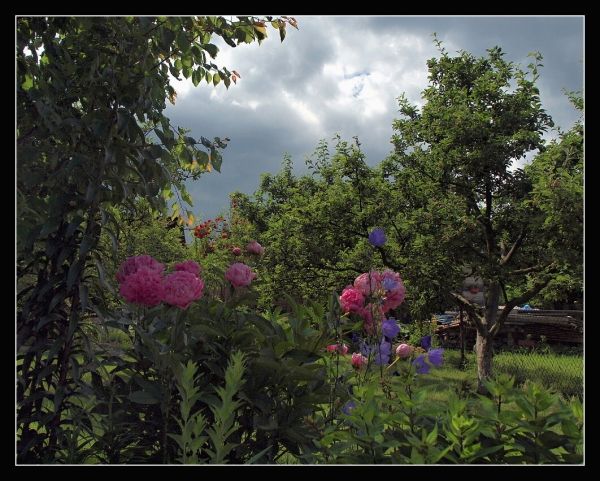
left=475, top=331, right=493, bottom=394
left=475, top=279, right=501, bottom=393
left=459, top=307, right=465, bottom=369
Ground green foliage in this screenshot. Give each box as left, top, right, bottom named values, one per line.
left=204, top=352, right=247, bottom=464
left=169, top=354, right=248, bottom=464
left=169, top=360, right=208, bottom=464
left=17, top=15, right=291, bottom=463
left=233, top=136, right=455, bottom=320
left=68, top=289, right=331, bottom=464
left=311, top=372, right=582, bottom=464
left=522, top=100, right=583, bottom=308
left=388, top=41, right=581, bottom=386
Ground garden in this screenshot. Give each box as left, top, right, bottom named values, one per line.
left=16, top=16, right=583, bottom=464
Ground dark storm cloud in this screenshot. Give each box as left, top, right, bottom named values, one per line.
left=164, top=16, right=584, bottom=222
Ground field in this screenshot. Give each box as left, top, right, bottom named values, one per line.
left=421, top=348, right=583, bottom=402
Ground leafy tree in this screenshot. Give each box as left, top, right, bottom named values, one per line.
left=233, top=138, right=387, bottom=310
left=388, top=41, right=579, bottom=390
left=233, top=136, right=457, bottom=320
left=521, top=93, right=583, bottom=309
left=16, top=15, right=293, bottom=462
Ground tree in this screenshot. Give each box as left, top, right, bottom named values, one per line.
left=16, top=16, right=293, bottom=462
left=389, top=41, right=576, bottom=390
left=232, top=136, right=457, bottom=319
left=521, top=93, right=583, bottom=309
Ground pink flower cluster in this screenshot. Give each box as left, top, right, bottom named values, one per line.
left=119, top=267, right=165, bottom=307
left=326, top=343, right=349, bottom=355
left=225, top=262, right=256, bottom=288
left=174, top=260, right=201, bottom=277
left=117, top=256, right=204, bottom=309
left=339, top=269, right=406, bottom=330
left=351, top=352, right=368, bottom=369
left=246, top=240, right=265, bottom=256
left=116, top=255, right=165, bottom=284
left=162, top=271, right=205, bottom=309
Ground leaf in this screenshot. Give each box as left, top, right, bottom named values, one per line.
left=254, top=25, right=267, bottom=38
left=79, top=284, right=89, bottom=312
left=21, top=74, right=34, bottom=91
left=203, top=43, right=219, bottom=59
left=192, top=69, right=200, bottom=87
left=129, top=390, right=160, bottom=404
left=279, top=24, right=286, bottom=42
left=195, top=150, right=210, bottom=167
left=425, top=423, right=438, bottom=445
left=246, top=445, right=272, bottom=464
left=212, top=72, right=221, bottom=86
left=210, top=148, right=222, bottom=172
left=187, top=212, right=195, bottom=227
left=67, top=261, right=81, bottom=291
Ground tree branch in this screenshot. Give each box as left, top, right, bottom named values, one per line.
left=450, top=292, right=487, bottom=335
left=508, top=263, right=552, bottom=276
left=374, top=245, right=404, bottom=271
left=483, top=180, right=496, bottom=257
left=491, top=272, right=555, bottom=336
left=500, top=229, right=526, bottom=266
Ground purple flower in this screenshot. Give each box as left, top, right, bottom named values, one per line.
left=342, top=400, right=356, bottom=415
left=382, top=277, right=397, bottom=291
left=382, top=318, right=400, bottom=339
left=358, top=339, right=371, bottom=357
left=420, top=335, right=432, bottom=351
left=412, top=354, right=430, bottom=375
left=358, top=339, right=392, bottom=365
left=375, top=340, right=392, bottom=365
left=368, top=227, right=386, bottom=247
left=428, top=348, right=444, bottom=367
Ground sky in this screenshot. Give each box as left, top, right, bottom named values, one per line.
left=165, top=15, right=584, bottom=222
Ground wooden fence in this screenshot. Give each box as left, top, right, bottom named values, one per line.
left=436, top=310, right=583, bottom=347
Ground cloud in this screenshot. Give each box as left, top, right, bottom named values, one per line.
left=164, top=16, right=583, bottom=222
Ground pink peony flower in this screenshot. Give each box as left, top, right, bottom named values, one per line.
left=339, top=286, right=365, bottom=313
left=381, top=270, right=406, bottom=312
left=232, top=247, right=242, bottom=256
left=358, top=304, right=384, bottom=335
left=396, top=344, right=413, bottom=359
left=351, top=352, right=368, bottom=369
left=327, top=343, right=349, bottom=355
left=225, top=262, right=255, bottom=288
left=119, top=267, right=165, bottom=307
left=383, top=291, right=405, bottom=313
left=353, top=271, right=383, bottom=297
left=162, top=271, right=204, bottom=309
left=116, top=255, right=165, bottom=284
left=246, top=240, right=265, bottom=255
left=173, top=260, right=201, bottom=278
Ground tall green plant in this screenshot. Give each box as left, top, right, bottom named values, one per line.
left=17, top=15, right=294, bottom=462
left=170, top=353, right=248, bottom=464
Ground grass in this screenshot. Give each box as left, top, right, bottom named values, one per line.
left=421, top=348, right=583, bottom=401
